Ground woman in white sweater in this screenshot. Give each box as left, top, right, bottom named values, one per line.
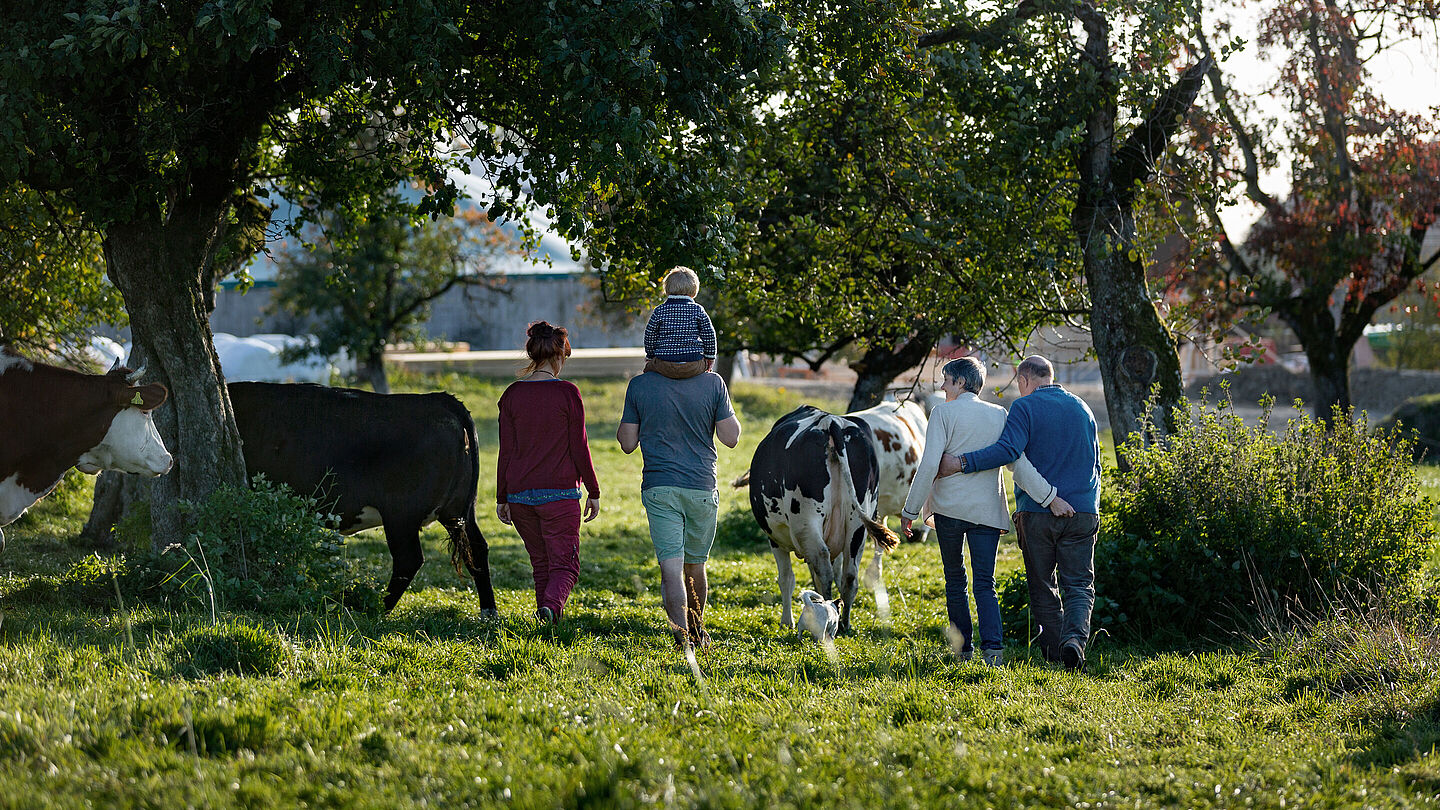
left=899, top=357, right=1069, bottom=666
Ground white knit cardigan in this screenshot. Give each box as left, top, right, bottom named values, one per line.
left=900, top=392, right=1056, bottom=532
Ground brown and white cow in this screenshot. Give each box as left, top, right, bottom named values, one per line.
left=846, top=399, right=929, bottom=543
left=748, top=405, right=901, bottom=634
left=0, top=348, right=172, bottom=548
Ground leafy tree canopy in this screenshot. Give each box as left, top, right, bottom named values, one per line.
left=0, top=184, right=125, bottom=356
left=1173, top=0, right=1440, bottom=416
left=270, top=190, right=514, bottom=393
left=602, top=0, right=1090, bottom=408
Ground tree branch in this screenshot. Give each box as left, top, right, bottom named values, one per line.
left=1194, top=26, right=1282, bottom=215
left=917, top=0, right=1058, bottom=49
left=1110, top=56, right=1214, bottom=209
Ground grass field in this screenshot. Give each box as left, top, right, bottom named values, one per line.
left=1, top=372, right=1438, bottom=808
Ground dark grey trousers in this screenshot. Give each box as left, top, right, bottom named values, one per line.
left=1015, top=511, right=1100, bottom=662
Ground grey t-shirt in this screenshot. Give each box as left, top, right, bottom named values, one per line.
left=620, top=371, right=736, bottom=491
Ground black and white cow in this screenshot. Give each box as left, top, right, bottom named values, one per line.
left=0, top=348, right=172, bottom=549
left=748, top=405, right=900, bottom=633
left=228, top=382, right=496, bottom=616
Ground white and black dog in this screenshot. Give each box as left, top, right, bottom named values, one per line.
left=796, top=589, right=842, bottom=643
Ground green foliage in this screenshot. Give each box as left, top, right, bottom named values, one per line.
left=168, top=621, right=289, bottom=679
left=132, top=476, right=377, bottom=616
left=0, top=0, right=787, bottom=269
left=0, top=185, right=124, bottom=350
left=270, top=191, right=514, bottom=390
left=1098, top=395, right=1436, bottom=637
left=602, top=0, right=1086, bottom=395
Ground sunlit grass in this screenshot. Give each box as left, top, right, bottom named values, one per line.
left=0, top=373, right=1436, bottom=807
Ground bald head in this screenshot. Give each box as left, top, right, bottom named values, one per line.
left=1016, top=355, right=1053, bottom=397
left=1017, top=355, right=1053, bottom=383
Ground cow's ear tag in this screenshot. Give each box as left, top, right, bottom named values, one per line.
left=131, top=392, right=144, bottom=406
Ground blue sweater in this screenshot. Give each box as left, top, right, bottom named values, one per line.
left=644, top=296, right=717, bottom=361
left=960, top=385, right=1101, bottom=514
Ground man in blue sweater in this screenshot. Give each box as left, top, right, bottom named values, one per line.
left=940, top=355, right=1101, bottom=671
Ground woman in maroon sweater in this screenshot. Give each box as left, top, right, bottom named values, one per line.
left=496, top=321, right=601, bottom=623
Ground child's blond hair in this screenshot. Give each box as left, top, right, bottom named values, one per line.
left=662, top=266, right=700, bottom=297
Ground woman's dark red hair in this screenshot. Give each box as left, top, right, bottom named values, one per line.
left=522, top=320, right=571, bottom=375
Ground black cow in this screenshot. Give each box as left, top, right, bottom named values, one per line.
left=748, top=405, right=899, bottom=633
left=228, top=382, right=496, bottom=616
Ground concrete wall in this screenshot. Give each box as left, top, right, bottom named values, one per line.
left=211, top=273, right=647, bottom=350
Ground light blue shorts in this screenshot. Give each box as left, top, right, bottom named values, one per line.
left=640, top=486, right=719, bottom=564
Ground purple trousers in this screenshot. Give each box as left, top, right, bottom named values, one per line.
left=509, top=499, right=582, bottom=616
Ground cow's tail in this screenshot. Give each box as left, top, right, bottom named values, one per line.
left=731, top=470, right=751, bottom=489
left=826, top=419, right=902, bottom=554
left=441, top=394, right=479, bottom=574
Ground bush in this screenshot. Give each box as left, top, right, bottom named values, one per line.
left=998, top=568, right=1128, bottom=644
left=130, top=475, right=376, bottom=616
left=1090, top=395, right=1436, bottom=638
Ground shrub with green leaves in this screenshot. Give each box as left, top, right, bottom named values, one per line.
left=1104, top=396, right=1434, bottom=637
left=1004, top=396, right=1437, bottom=641
left=135, top=475, right=376, bottom=615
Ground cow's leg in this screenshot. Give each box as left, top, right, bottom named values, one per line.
left=463, top=515, right=499, bottom=619
left=803, top=538, right=837, bottom=602
left=838, top=524, right=867, bottom=634
left=771, top=541, right=796, bottom=628
left=382, top=519, right=425, bottom=613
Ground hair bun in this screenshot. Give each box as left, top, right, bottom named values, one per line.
left=527, top=321, right=555, bottom=339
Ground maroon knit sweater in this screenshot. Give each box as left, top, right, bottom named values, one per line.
left=496, top=379, right=600, bottom=503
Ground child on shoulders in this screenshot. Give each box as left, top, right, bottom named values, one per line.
left=643, top=266, right=717, bottom=379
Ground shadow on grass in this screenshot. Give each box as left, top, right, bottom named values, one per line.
left=1348, top=694, right=1440, bottom=779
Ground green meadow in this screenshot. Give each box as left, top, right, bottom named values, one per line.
left=1, top=373, right=1437, bottom=808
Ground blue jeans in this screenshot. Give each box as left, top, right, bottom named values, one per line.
left=932, top=515, right=1002, bottom=653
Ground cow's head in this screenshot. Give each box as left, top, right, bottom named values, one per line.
left=74, top=365, right=173, bottom=476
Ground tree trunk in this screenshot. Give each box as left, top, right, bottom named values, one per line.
left=80, top=472, right=153, bottom=546
left=1279, top=305, right=1353, bottom=418
left=713, top=352, right=737, bottom=385
left=1080, top=207, right=1185, bottom=450
left=1070, top=8, right=1184, bottom=459
left=99, top=216, right=248, bottom=547
left=846, top=333, right=937, bottom=412
left=362, top=351, right=390, bottom=394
